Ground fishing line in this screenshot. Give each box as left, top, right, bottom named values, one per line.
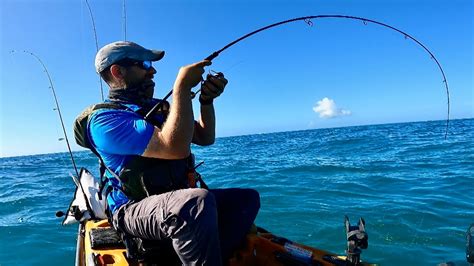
left=52, top=119, right=74, bottom=170
left=147, top=15, right=450, bottom=138
left=84, top=0, right=105, bottom=101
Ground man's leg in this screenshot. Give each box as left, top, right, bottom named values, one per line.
left=210, top=188, right=260, bottom=260
left=115, top=188, right=222, bottom=265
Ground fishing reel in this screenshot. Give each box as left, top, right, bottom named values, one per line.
left=345, top=216, right=368, bottom=265
left=191, top=71, right=224, bottom=99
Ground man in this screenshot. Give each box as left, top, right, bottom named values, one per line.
left=77, top=41, right=260, bottom=265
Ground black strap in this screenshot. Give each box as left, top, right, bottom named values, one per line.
left=85, top=132, right=126, bottom=221
left=98, top=162, right=107, bottom=200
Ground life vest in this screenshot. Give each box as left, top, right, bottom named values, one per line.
left=73, top=101, right=196, bottom=202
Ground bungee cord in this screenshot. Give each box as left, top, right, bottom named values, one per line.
left=147, top=15, right=450, bottom=138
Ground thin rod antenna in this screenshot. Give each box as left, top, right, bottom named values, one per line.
left=84, top=0, right=105, bottom=101
left=123, top=0, right=127, bottom=41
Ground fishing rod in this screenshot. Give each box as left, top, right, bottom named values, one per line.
left=145, top=14, right=450, bottom=138
left=14, top=50, right=80, bottom=178
left=84, top=0, right=105, bottom=101
left=12, top=50, right=96, bottom=219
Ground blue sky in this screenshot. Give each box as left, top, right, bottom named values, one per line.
left=1, top=0, right=472, bottom=157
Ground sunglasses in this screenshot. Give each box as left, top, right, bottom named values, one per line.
left=116, top=59, right=153, bottom=70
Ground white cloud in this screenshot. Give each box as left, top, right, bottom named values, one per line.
left=313, top=97, right=351, bottom=119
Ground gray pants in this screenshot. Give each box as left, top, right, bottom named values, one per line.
left=113, top=188, right=260, bottom=266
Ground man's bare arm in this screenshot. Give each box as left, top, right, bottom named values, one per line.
left=192, top=73, right=228, bottom=146
left=143, top=60, right=211, bottom=159
left=193, top=104, right=216, bottom=146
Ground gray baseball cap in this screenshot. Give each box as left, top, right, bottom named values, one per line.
left=95, top=41, right=165, bottom=73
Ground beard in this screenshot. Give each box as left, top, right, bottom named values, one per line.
left=108, top=79, right=156, bottom=106
left=140, top=79, right=156, bottom=99
left=124, top=79, right=155, bottom=99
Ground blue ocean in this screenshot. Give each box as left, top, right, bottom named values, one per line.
left=1, top=118, right=473, bottom=265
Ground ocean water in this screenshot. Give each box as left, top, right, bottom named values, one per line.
left=1, top=118, right=473, bottom=265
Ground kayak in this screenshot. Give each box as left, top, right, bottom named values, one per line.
left=66, top=169, right=375, bottom=265
left=76, top=219, right=376, bottom=266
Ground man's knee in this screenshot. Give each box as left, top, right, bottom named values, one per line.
left=178, top=188, right=218, bottom=226
left=241, top=188, right=261, bottom=213
left=248, top=188, right=260, bottom=206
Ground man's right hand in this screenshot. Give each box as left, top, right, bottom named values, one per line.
left=175, top=60, right=212, bottom=90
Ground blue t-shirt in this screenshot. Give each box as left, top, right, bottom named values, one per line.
left=88, top=102, right=155, bottom=213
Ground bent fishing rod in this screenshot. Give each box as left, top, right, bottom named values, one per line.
left=12, top=50, right=95, bottom=218
left=145, top=14, right=450, bottom=138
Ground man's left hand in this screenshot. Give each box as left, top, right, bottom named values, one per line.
left=199, top=73, right=228, bottom=105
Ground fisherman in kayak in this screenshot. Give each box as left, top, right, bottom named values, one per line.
left=75, top=41, right=260, bottom=265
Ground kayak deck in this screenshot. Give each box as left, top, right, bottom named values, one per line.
left=78, top=219, right=375, bottom=266
left=82, top=220, right=129, bottom=266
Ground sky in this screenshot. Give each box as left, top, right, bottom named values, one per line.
left=0, top=0, right=472, bottom=157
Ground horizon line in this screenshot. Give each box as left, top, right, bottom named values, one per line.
left=1, top=117, right=472, bottom=159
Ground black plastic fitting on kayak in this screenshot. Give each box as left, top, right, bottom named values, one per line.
left=345, top=216, right=368, bottom=265
left=467, top=224, right=474, bottom=264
